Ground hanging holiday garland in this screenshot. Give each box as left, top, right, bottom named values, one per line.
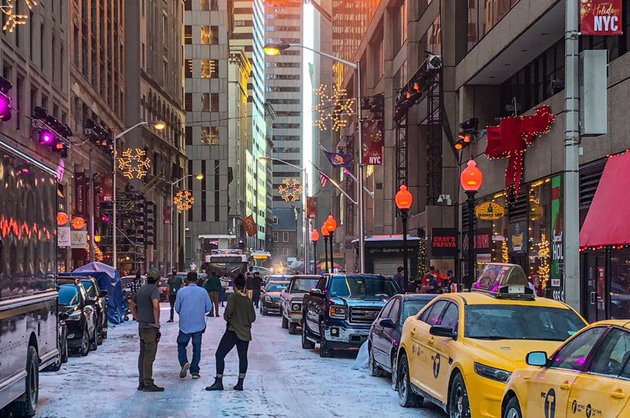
left=118, top=148, right=151, bottom=180
left=313, top=84, right=356, bottom=132
left=174, top=190, right=194, bottom=212
left=278, top=177, right=303, bottom=202
left=417, top=238, right=427, bottom=280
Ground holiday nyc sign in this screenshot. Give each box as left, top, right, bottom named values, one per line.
left=581, top=0, right=623, bottom=35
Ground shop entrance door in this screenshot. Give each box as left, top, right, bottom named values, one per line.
left=584, top=251, right=607, bottom=322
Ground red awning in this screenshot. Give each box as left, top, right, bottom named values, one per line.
left=580, top=150, right=630, bottom=248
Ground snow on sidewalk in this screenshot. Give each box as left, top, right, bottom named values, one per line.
left=37, top=303, right=444, bottom=418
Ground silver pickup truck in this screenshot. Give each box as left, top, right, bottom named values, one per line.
left=280, top=275, right=321, bottom=334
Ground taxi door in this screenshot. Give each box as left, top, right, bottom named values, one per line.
left=429, top=301, right=460, bottom=405
left=567, top=328, right=630, bottom=418
left=525, top=327, right=607, bottom=418
left=411, top=300, right=448, bottom=399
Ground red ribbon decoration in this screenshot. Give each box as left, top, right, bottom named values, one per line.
left=485, top=105, right=556, bottom=195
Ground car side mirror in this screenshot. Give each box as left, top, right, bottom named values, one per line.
left=526, top=351, right=548, bottom=367
left=309, top=288, right=324, bottom=297
left=59, top=312, right=69, bottom=320
left=379, top=319, right=396, bottom=329
left=429, top=325, right=457, bottom=339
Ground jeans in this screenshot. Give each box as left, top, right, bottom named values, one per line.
left=138, top=327, right=159, bottom=385
left=169, top=294, right=177, bottom=320
left=177, top=330, right=203, bottom=374
left=252, top=290, right=261, bottom=308
left=215, top=330, right=249, bottom=377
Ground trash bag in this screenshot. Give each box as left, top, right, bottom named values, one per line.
left=352, top=340, right=370, bottom=370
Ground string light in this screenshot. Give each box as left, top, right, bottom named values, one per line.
left=501, top=240, right=509, bottom=263
left=313, top=84, right=356, bottom=132
left=117, top=148, right=151, bottom=179
left=1, top=0, right=37, bottom=33
left=278, top=177, right=302, bottom=202
left=174, top=190, right=194, bottom=211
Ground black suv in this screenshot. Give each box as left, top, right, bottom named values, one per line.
left=57, top=282, right=98, bottom=356
left=301, top=274, right=400, bottom=357
left=78, top=276, right=108, bottom=343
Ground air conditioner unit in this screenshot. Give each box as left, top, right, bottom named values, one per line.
left=427, top=54, right=442, bottom=70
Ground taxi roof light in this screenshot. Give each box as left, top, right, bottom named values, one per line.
left=472, top=263, right=535, bottom=300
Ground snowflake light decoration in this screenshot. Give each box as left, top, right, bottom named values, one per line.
left=174, top=190, right=194, bottom=211
left=313, top=84, right=356, bottom=132
left=1, top=0, right=37, bottom=33
left=278, top=178, right=302, bottom=202
left=117, top=148, right=151, bottom=180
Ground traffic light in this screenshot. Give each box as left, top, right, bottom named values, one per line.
left=454, top=117, right=479, bottom=151
left=0, top=76, right=12, bottom=122
left=145, top=202, right=155, bottom=246
left=135, top=198, right=146, bottom=246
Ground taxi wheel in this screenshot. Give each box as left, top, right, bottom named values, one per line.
left=397, top=353, right=423, bottom=408
left=449, top=373, right=471, bottom=418
left=503, top=396, right=522, bottom=418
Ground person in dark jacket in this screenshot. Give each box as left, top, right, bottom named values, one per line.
left=251, top=272, right=263, bottom=308
left=167, top=269, right=183, bottom=322
left=206, top=273, right=256, bottom=392
left=203, top=271, right=222, bottom=317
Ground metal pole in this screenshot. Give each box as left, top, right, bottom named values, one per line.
left=313, top=241, right=317, bottom=274
left=89, top=148, right=95, bottom=263
left=564, top=0, right=581, bottom=310
left=112, top=139, right=117, bottom=270
left=402, top=210, right=408, bottom=291
left=357, top=61, right=366, bottom=273
left=324, top=235, right=329, bottom=273
left=170, top=182, right=174, bottom=273
left=303, top=168, right=309, bottom=274
left=466, top=191, right=476, bottom=289
left=329, top=232, right=335, bottom=273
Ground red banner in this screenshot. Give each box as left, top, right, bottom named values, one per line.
left=75, top=172, right=87, bottom=217
left=362, top=120, right=383, bottom=165
left=243, top=214, right=257, bottom=237
left=164, top=205, right=172, bottom=225
left=100, top=173, right=113, bottom=203
left=581, top=0, right=623, bottom=35
left=307, top=197, right=317, bottom=220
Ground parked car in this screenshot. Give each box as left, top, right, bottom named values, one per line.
left=45, top=314, right=68, bottom=372
left=57, top=283, right=99, bottom=356
left=260, top=281, right=289, bottom=315
left=395, top=264, right=587, bottom=416
left=302, top=274, right=401, bottom=357
left=501, top=320, right=630, bottom=418
left=368, top=294, right=436, bottom=387
left=280, top=275, right=321, bottom=334
left=264, top=274, right=293, bottom=285
left=64, top=276, right=109, bottom=344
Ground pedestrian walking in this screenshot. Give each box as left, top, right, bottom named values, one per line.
left=392, top=266, right=405, bottom=292
left=203, top=271, right=222, bottom=317
left=251, top=272, right=263, bottom=308
left=175, top=271, right=212, bottom=380
left=245, top=272, right=253, bottom=299
left=129, top=270, right=164, bottom=392
left=167, top=268, right=183, bottom=322
left=206, top=274, right=256, bottom=392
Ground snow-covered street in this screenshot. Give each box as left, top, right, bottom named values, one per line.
left=36, top=303, right=445, bottom=418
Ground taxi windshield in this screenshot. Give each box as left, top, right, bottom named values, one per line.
left=465, top=305, right=585, bottom=341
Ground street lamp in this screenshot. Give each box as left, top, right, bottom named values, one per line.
left=258, top=156, right=309, bottom=274
left=321, top=223, right=330, bottom=273
left=395, top=185, right=413, bottom=291
left=264, top=42, right=367, bottom=274
left=310, top=228, right=320, bottom=275
left=324, top=215, right=338, bottom=274
left=460, top=159, right=483, bottom=289
left=112, top=120, right=166, bottom=270
left=170, top=173, right=204, bottom=273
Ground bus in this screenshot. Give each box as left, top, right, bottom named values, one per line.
left=0, top=139, right=60, bottom=416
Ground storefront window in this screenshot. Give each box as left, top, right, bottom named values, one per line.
left=610, top=248, right=630, bottom=319
left=528, top=178, right=552, bottom=296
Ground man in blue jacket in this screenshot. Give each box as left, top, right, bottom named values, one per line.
left=175, top=271, right=212, bottom=379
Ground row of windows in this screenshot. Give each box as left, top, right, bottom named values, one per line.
left=184, top=0, right=219, bottom=11
left=184, top=25, right=219, bottom=45
left=273, top=135, right=301, bottom=142
left=265, top=86, right=301, bottom=93
left=268, top=99, right=301, bottom=105
left=272, top=232, right=291, bottom=243
left=185, top=59, right=218, bottom=79
left=265, top=62, right=301, bottom=68
left=273, top=122, right=301, bottom=129
left=265, top=26, right=301, bottom=32
left=184, top=92, right=220, bottom=113
left=266, top=74, right=300, bottom=81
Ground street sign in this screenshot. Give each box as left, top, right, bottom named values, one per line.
left=475, top=202, right=505, bottom=221
left=70, top=230, right=87, bottom=249
left=58, top=227, right=71, bottom=247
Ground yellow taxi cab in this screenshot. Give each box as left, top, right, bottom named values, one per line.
left=396, top=263, right=587, bottom=418
left=501, top=320, right=630, bottom=418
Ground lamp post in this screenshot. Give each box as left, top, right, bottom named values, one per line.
left=324, top=215, right=337, bottom=273
left=395, top=185, right=413, bottom=291
left=170, top=173, right=203, bottom=273
left=112, top=120, right=166, bottom=270
left=460, top=160, right=483, bottom=289
left=321, top=223, right=330, bottom=273
left=310, top=228, right=320, bottom=275
left=264, top=42, right=366, bottom=273
left=258, top=156, right=309, bottom=274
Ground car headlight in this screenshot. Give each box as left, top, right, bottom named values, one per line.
left=329, top=305, right=347, bottom=319
left=473, top=362, right=511, bottom=383
left=291, top=303, right=301, bottom=312
left=265, top=295, right=272, bottom=303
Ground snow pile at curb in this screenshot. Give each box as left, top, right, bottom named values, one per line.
left=352, top=341, right=369, bottom=370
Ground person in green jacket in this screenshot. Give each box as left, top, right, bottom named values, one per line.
left=167, top=269, right=183, bottom=322
left=206, top=273, right=256, bottom=392
left=203, top=271, right=222, bottom=317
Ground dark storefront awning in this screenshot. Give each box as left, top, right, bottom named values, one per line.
left=580, top=150, right=630, bottom=248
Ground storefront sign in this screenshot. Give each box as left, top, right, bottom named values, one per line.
left=58, top=226, right=71, bottom=247
left=362, top=119, right=383, bottom=165
left=581, top=0, right=623, bottom=35
left=550, top=175, right=564, bottom=300
left=70, top=230, right=87, bottom=249
left=508, top=221, right=527, bottom=254
left=431, top=228, right=457, bottom=257
left=475, top=229, right=492, bottom=253
left=475, top=202, right=505, bottom=221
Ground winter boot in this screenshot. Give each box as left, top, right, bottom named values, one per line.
left=233, top=374, right=245, bottom=391
left=205, top=376, right=224, bottom=391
